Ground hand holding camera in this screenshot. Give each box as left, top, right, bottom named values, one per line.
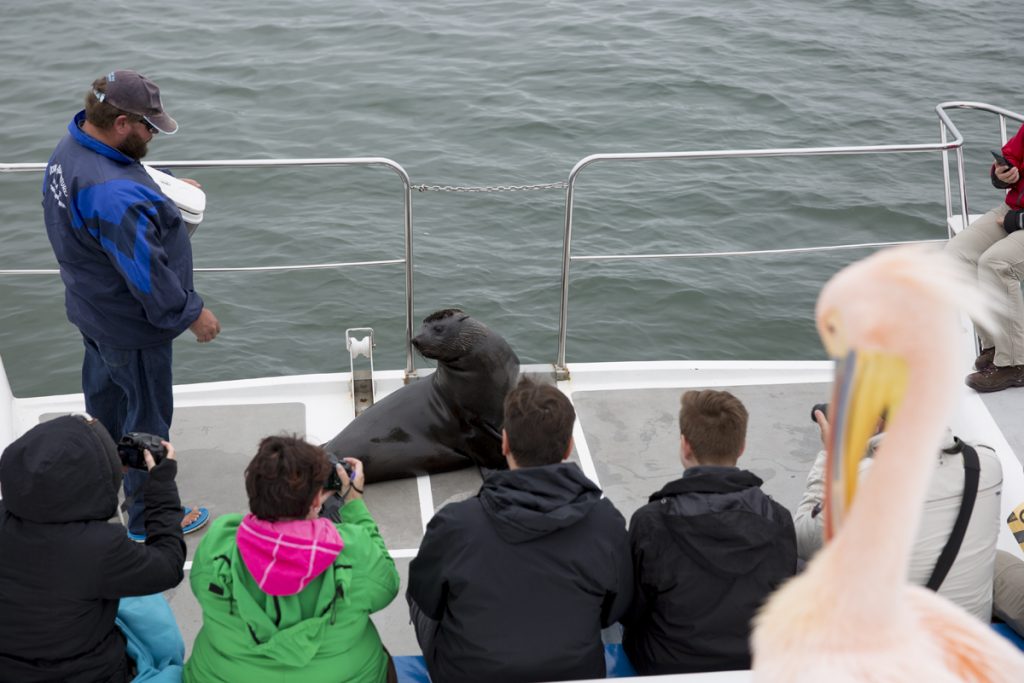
left=325, top=453, right=365, bottom=499
left=117, top=432, right=175, bottom=471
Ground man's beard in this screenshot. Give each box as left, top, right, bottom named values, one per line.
left=117, top=130, right=149, bottom=160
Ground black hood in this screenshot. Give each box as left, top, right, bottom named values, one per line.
left=649, top=467, right=790, bottom=577
left=0, top=415, right=122, bottom=523
left=479, top=462, right=602, bottom=544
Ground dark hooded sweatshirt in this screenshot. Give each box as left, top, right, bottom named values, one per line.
left=0, top=416, right=185, bottom=683
left=406, top=462, right=633, bottom=683
left=622, top=466, right=797, bottom=675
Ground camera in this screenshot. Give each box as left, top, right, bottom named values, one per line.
left=117, top=432, right=167, bottom=470
left=810, top=403, right=829, bottom=423
left=324, top=453, right=356, bottom=491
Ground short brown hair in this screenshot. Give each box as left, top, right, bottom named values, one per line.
left=244, top=435, right=331, bottom=521
left=84, top=77, right=133, bottom=129
left=678, top=390, right=748, bottom=465
left=503, top=377, right=575, bottom=467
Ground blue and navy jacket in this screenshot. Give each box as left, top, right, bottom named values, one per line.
left=42, top=111, right=203, bottom=349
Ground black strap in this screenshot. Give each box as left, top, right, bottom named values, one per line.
left=926, top=438, right=980, bottom=591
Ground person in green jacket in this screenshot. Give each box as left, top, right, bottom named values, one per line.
left=184, top=435, right=400, bottom=682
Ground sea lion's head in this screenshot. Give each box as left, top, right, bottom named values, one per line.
left=413, top=308, right=489, bottom=363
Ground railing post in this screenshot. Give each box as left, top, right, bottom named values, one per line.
left=401, top=174, right=417, bottom=381
left=555, top=176, right=575, bottom=381
left=940, top=121, right=954, bottom=226
left=955, top=146, right=970, bottom=229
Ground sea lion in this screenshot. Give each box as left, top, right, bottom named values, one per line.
left=324, top=309, right=520, bottom=482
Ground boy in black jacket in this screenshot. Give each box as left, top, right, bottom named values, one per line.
left=623, top=389, right=796, bottom=674
left=0, top=415, right=185, bottom=683
left=407, top=378, right=633, bottom=683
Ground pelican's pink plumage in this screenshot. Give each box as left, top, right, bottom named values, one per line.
left=751, top=246, right=1024, bottom=682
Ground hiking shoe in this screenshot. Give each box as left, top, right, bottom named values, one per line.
left=975, top=347, right=996, bottom=371
left=966, top=364, right=1024, bottom=393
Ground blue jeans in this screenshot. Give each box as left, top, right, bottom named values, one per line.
left=82, top=336, right=173, bottom=535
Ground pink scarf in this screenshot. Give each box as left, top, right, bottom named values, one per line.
left=236, top=514, right=344, bottom=596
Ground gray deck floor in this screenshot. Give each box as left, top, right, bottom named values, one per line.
left=157, top=381, right=832, bottom=658
left=577, top=383, right=828, bottom=523
left=982, top=390, right=1024, bottom=464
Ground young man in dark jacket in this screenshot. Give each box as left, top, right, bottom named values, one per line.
left=407, top=378, right=633, bottom=683
left=0, top=415, right=186, bottom=683
left=623, top=389, right=797, bottom=675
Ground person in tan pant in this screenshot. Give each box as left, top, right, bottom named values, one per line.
left=946, top=128, right=1024, bottom=393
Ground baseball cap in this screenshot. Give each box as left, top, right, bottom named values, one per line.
left=93, top=70, right=178, bottom=135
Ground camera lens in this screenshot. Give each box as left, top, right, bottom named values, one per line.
left=324, top=453, right=350, bottom=491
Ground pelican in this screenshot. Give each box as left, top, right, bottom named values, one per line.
left=751, top=246, right=1024, bottom=682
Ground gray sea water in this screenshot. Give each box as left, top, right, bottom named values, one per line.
left=0, top=0, right=1014, bottom=397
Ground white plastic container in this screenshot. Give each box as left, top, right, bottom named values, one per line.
left=143, top=164, right=206, bottom=235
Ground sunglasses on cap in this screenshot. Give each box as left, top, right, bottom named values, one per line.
left=93, top=88, right=159, bottom=134
left=132, top=116, right=159, bottom=134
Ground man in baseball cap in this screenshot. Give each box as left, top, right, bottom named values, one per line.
left=93, top=69, right=178, bottom=134
left=41, top=70, right=219, bottom=542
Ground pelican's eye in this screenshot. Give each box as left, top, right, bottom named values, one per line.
left=819, top=311, right=845, bottom=357
left=823, top=312, right=838, bottom=336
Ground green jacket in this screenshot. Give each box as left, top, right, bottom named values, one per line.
left=183, top=500, right=399, bottom=682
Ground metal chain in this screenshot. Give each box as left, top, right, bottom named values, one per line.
left=411, top=181, right=567, bottom=193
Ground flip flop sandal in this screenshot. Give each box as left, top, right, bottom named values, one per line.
left=181, top=506, right=210, bottom=535
left=126, top=506, right=210, bottom=541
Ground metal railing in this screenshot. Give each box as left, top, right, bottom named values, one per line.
left=0, top=157, right=420, bottom=378
left=553, top=107, right=984, bottom=378
left=6, top=102, right=1021, bottom=382
left=935, top=101, right=1024, bottom=230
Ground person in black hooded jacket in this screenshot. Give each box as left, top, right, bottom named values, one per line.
left=0, top=414, right=185, bottom=683
left=406, top=377, right=633, bottom=683
left=622, top=389, right=797, bottom=675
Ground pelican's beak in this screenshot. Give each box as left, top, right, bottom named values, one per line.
left=823, top=349, right=907, bottom=541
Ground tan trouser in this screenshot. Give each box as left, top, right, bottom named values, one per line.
left=945, top=204, right=1024, bottom=366
left=993, top=549, right=1024, bottom=636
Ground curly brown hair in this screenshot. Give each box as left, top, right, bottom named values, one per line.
left=244, top=435, right=332, bottom=521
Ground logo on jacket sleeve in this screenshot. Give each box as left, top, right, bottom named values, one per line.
left=48, top=163, right=68, bottom=209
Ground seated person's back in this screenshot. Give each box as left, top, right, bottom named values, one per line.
left=406, top=378, right=633, bottom=683
left=795, top=417, right=1002, bottom=621
left=184, top=436, right=399, bottom=683
left=623, top=390, right=797, bottom=675
left=0, top=415, right=186, bottom=683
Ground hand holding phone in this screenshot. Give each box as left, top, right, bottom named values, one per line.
left=992, top=149, right=1012, bottom=169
